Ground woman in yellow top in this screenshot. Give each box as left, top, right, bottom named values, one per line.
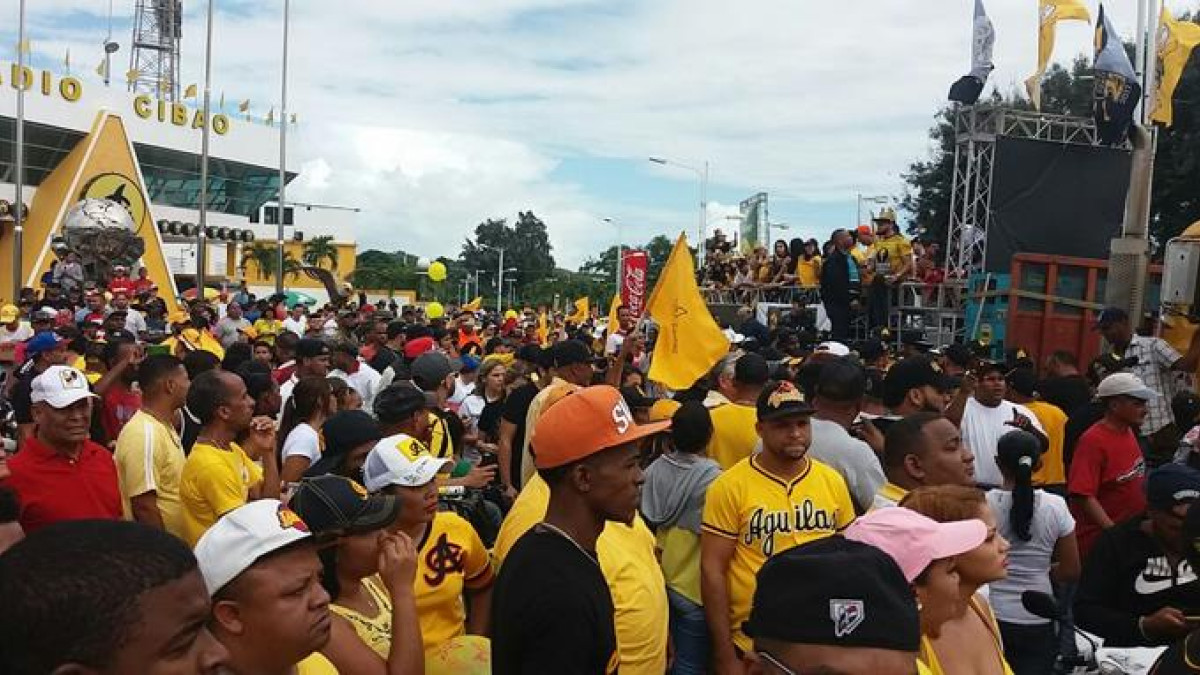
left=289, top=474, right=425, bottom=675
left=902, top=486, right=1015, bottom=675
left=794, top=238, right=823, bottom=288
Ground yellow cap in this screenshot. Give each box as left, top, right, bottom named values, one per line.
left=0, top=304, right=18, bottom=323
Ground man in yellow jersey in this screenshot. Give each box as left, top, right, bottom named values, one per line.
left=196, top=499, right=339, bottom=675
left=743, top=536, right=922, bottom=675
left=179, top=370, right=280, bottom=546
left=1005, top=367, right=1068, bottom=490
left=493, top=385, right=669, bottom=675
left=874, top=412, right=976, bottom=509
left=867, top=208, right=913, bottom=329
left=701, top=379, right=855, bottom=673
left=707, top=353, right=769, bottom=470
left=114, top=354, right=191, bottom=539
left=493, top=385, right=671, bottom=675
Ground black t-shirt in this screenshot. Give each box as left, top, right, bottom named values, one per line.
left=501, top=383, right=539, bottom=487
left=367, top=346, right=397, bottom=374
left=1064, top=400, right=1106, bottom=471
left=492, top=525, right=618, bottom=675
left=10, top=362, right=40, bottom=425
left=478, top=397, right=505, bottom=442
left=1040, top=374, right=1092, bottom=418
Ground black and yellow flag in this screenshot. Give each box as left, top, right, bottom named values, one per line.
left=1092, top=4, right=1140, bottom=146
left=1151, top=8, right=1200, bottom=127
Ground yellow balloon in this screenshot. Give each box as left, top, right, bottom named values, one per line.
left=426, top=301, right=445, bottom=319
left=428, top=261, right=447, bottom=282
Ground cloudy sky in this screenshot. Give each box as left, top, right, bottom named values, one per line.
left=4, top=0, right=1188, bottom=268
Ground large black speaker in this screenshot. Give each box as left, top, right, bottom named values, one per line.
left=707, top=303, right=742, bottom=328
left=985, top=137, right=1131, bottom=272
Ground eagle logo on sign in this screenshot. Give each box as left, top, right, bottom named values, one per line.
left=80, top=173, right=148, bottom=233
left=830, top=599, right=865, bottom=638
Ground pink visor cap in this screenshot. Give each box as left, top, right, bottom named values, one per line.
left=844, top=507, right=987, bottom=582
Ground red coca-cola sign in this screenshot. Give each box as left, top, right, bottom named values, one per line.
left=622, top=249, right=648, bottom=317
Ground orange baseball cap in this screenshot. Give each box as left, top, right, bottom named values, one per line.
left=856, top=224, right=873, bottom=236
left=532, top=385, right=671, bottom=469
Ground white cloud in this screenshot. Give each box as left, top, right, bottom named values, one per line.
left=7, top=0, right=1186, bottom=267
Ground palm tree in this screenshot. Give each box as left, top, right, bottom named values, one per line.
left=239, top=243, right=301, bottom=281
left=302, top=236, right=339, bottom=271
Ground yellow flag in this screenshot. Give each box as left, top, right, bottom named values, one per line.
left=646, top=233, right=730, bottom=390
left=1151, top=8, right=1200, bottom=126
left=238, top=99, right=251, bottom=113
left=95, top=59, right=107, bottom=77
left=463, top=296, right=482, bottom=312
left=16, top=38, right=31, bottom=55
left=125, top=68, right=140, bottom=85
left=1025, top=0, right=1091, bottom=109
left=567, top=297, right=589, bottom=324
left=184, top=83, right=198, bottom=99
left=537, top=311, right=550, bottom=346
left=606, top=293, right=621, bottom=338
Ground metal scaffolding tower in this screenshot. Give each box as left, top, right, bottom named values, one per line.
left=128, top=0, right=182, bottom=101
left=944, top=105, right=1099, bottom=279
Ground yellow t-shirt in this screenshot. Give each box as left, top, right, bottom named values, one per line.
left=427, top=413, right=456, bottom=460
left=414, top=511, right=494, bottom=654
left=520, top=378, right=580, bottom=485
left=918, top=595, right=1014, bottom=675
left=706, top=403, right=759, bottom=470
left=795, top=256, right=822, bottom=287
left=296, top=652, right=339, bottom=675
left=851, top=246, right=874, bottom=283
left=1026, top=400, right=1068, bottom=486
left=657, top=526, right=702, bottom=605
left=701, top=454, right=855, bottom=653
left=253, top=317, right=283, bottom=346
left=494, top=474, right=670, bottom=675
left=330, top=575, right=392, bottom=658
left=872, top=234, right=914, bottom=279
left=179, top=441, right=264, bottom=546
left=114, top=410, right=187, bottom=539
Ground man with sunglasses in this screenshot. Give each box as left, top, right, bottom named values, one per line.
left=1076, top=464, right=1200, bottom=647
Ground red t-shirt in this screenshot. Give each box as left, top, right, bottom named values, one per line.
left=101, top=384, right=143, bottom=443
left=4, top=436, right=121, bottom=533
left=108, top=277, right=136, bottom=296
left=1068, top=421, right=1147, bottom=556
left=273, top=360, right=297, bottom=385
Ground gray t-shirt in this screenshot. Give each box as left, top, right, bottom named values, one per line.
left=807, top=418, right=885, bottom=513
left=215, top=316, right=251, bottom=348
left=986, top=489, right=1075, bottom=625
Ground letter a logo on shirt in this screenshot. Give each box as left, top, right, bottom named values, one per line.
left=830, top=599, right=865, bottom=637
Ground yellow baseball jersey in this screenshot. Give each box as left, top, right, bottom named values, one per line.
left=706, top=403, right=759, bottom=470
left=114, top=410, right=187, bottom=539
left=1026, top=400, right=1068, bottom=486
left=795, top=256, right=822, bottom=288
left=494, top=474, right=670, bottom=675
left=179, top=441, right=263, bottom=546
left=428, top=413, right=456, bottom=460
left=252, top=317, right=282, bottom=346
left=415, top=511, right=494, bottom=654
left=701, top=454, right=855, bottom=652
left=871, top=234, right=914, bottom=278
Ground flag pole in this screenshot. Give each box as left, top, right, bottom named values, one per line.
left=13, top=0, right=26, bottom=297
left=276, top=0, right=290, bottom=295
left=196, top=0, right=215, bottom=294
left=1143, top=0, right=1159, bottom=123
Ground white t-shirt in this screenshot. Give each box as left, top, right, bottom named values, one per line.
left=961, top=398, right=1045, bottom=486
left=986, top=489, right=1075, bottom=624
left=605, top=331, right=626, bottom=356
left=330, top=360, right=382, bottom=412
left=281, top=422, right=322, bottom=464
left=448, top=376, right=475, bottom=407
left=460, top=394, right=487, bottom=429
left=282, top=316, right=307, bottom=337
left=122, top=309, right=148, bottom=335
left=0, top=322, right=33, bottom=344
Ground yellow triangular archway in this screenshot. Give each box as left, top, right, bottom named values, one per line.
left=1, top=110, right=180, bottom=311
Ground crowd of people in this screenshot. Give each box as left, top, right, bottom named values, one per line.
left=700, top=209, right=948, bottom=341
left=6, top=257, right=1200, bottom=675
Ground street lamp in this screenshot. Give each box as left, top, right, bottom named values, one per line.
left=604, top=217, right=622, bottom=298
left=476, top=244, right=507, bottom=312
left=649, top=156, right=709, bottom=264
left=857, top=194, right=890, bottom=229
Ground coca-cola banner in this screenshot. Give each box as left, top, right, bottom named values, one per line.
left=621, top=249, right=648, bottom=317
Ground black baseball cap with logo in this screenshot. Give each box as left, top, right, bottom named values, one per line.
left=756, top=380, right=815, bottom=422
left=289, top=474, right=402, bottom=536
left=744, top=536, right=919, bottom=652
left=882, top=356, right=948, bottom=403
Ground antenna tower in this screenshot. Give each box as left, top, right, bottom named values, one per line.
left=128, top=0, right=182, bottom=101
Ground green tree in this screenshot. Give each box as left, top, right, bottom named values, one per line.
left=301, top=235, right=339, bottom=270
left=459, top=212, right=557, bottom=305
left=579, top=234, right=679, bottom=299
left=239, top=243, right=300, bottom=281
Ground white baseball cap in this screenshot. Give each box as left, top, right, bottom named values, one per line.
left=816, top=341, right=851, bottom=357
left=362, top=438, right=452, bottom=492
left=194, top=499, right=313, bottom=596
left=1096, top=372, right=1157, bottom=401
left=31, top=366, right=98, bottom=409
